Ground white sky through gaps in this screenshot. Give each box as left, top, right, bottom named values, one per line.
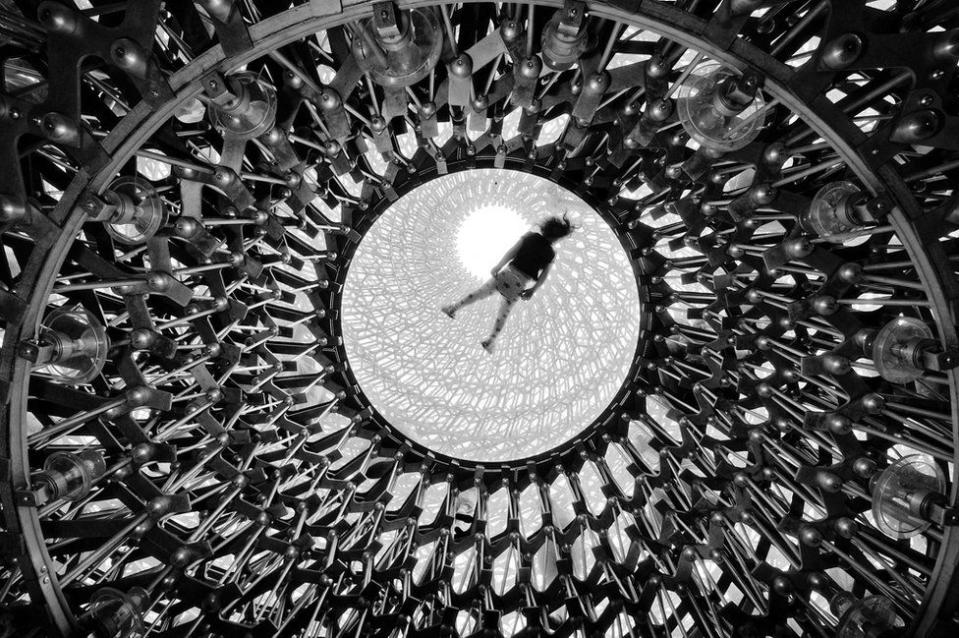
left=342, top=169, right=641, bottom=461
left=456, top=205, right=530, bottom=280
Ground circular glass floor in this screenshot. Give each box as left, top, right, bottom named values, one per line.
left=342, top=169, right=641, bottom=461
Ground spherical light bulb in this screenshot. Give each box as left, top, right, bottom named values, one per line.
left=33, top=450, right=106, bottom=504
left=351, top=7, right=442, bottom=88
left=208, top=72, right=278, bottom=139
left=676, top=61, right=766, bottom=152
left=34, top=306, right=110, bottom=385
left=871, top=454, right=945, bottom=539
left=103, top=176, right=167, bottom=245
left=803, top=181, right=867, bottom=239
left=87, top=587, right=148, bottom=638
left=835, top=595, right=905, bottom=638
left=871, top=316, right=935, bottom=384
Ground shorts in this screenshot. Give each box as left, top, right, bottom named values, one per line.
left=494, top=265, right=532, bottom=302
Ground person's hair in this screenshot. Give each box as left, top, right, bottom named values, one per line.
left=539, top=214, right=577, bottom=240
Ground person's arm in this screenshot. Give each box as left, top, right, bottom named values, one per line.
left=490, top=237, right=524, bottom=276
left=521, top=262, right=552, bottom=299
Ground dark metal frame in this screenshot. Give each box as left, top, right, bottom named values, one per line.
left=0, top=1, right=956, bottom=636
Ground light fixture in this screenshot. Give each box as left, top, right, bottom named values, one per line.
left=31, top=450, right=106, bottom=505
left=832, top=593, right=905, bottom=638
left=102, top=176, right=167, bottom=245
left=84, top=587, right=148, bottom=638
left=676, top=60, right=766, bottom=152
left=871, top=454, right=946, bottom=540
left=871, top=317, right=938, bottom=384
left=802, top=181, right=871, bottom=240
left=541, top=2, right=590, bottom=71
left=352, top=4, right=442, bottom=88
left=20, top=306, right=109, bottom=385
left=207, top=71, right=278, bottom=139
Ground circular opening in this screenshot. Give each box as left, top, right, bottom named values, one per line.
left=456, top=205, right=529, bottom=280
left=342, top=169, right=642, bottom=462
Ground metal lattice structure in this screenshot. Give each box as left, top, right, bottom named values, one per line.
left=341, top=168, right=641, bottom=461
left=0, top=1, right=958, bottom=637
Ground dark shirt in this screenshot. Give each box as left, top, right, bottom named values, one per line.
left=509, top=232, right=555, bottom=279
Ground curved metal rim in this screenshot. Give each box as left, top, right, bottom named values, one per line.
left=333, top=155, right=650, bottom=471
left=0, top=1, right=954, bottom=634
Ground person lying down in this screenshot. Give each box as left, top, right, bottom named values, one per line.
left=441, top=214, right=576, bottom=354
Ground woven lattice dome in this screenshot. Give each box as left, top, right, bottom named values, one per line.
left=343, top=169, right=640, bottom=460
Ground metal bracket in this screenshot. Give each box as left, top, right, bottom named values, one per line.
left=195, top=0, right=253, bottom=56
left=941, top=507, right=959, bottom=526
left=17, top=339, right=56, bottom=365
left=13, top=489, right=38, bottom=508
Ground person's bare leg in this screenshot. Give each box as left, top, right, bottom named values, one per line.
left=442, top=278, right=498, bottom=318
left=481, top=296, right=517, bottom=353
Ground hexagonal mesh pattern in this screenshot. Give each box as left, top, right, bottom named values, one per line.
left=1, top=1, right=958, bottom=637
left=342, top=169, right=641, bottom=460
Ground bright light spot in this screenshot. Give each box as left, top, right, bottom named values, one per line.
left=341, top=169, right=641, bottom=461
left=456, top=205, right=528, bottom=280
left=136, top=151, right=172, bottom=181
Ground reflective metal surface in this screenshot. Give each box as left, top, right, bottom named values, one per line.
left=342, top=167, right=641, bottom=461
left=1, top=1, right=958, bottom=637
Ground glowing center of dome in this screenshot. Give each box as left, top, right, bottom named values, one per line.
left=341, top=169, right=641, bottom=462
left=456, top=205, right=529, bottom=280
